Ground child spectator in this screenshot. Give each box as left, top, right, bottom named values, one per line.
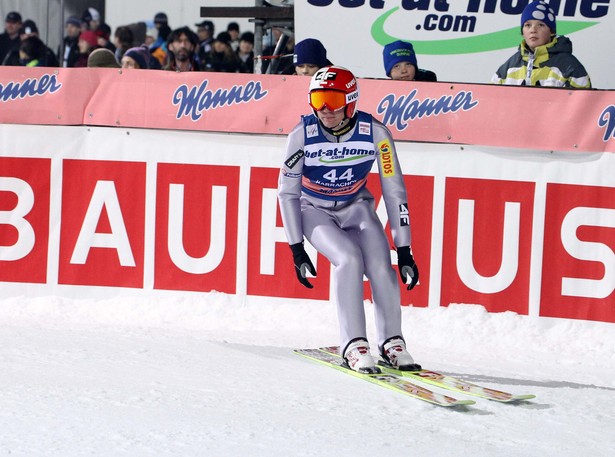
left=382, top=40, right=437, bottom=82
left=293, top=38, right=330, bottom=76
left=491, top=1, right=591, bottom=88
left=18, top=36, right=46, bottom=67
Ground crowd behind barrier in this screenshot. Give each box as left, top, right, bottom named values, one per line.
left=0, top=2, right=598, bottom=88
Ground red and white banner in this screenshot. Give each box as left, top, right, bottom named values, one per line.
left=1, top=121, right=613, bottom=324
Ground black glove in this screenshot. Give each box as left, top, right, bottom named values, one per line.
left=396, top=246, right=419, bottom=290
left=289, top=242, right=316, bottom=289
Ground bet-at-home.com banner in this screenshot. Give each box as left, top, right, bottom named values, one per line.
left=296, top=0, right=615, bottom=89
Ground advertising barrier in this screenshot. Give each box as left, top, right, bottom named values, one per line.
left=0, top=69, right=614, bottom=324
left=297, top=0, right=615, bottom=89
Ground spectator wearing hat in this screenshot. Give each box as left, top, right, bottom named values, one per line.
left=0, top=11, right=22, bottom=65
left=82, top=8, right=101, bottom=32
left=96, top=23, right=116, bottom=54
left=59, top=16, right=82, bottom=67
left=87, top=47, right=120, bottom=68
left=226, top=21, right=240, bottom=52
left=2, top=19, right=59, bottom=67
left=237, top=31, right=255, bottom=73
left=293, top=38, right=330, bottom=76
left=201, top=31, right=240, bottom=73
left=121, top=46, right=153, bottom=70
left=164, top=26, right=199, bottom=72
left=74, top=30, right=100, bottom=67
left=382, top=40, right=437, bottom=82
left=491, top=1, right=590, bottom=88
left=153, top=12, right=171, bottom=42
left=195, top=19, right=215, bottom=64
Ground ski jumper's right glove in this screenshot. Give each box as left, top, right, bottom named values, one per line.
left=289, top=242, right=316, bottom=289
left=396, top=246, right=419, bottom=290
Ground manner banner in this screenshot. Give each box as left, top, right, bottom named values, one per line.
left=1, top=68, right=614, bottom=153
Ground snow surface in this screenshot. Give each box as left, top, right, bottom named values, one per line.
left=1, top=293, right=614, bottom=457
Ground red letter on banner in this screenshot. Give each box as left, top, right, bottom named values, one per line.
left=441, top=178, right=535, bottom=314
left=246, top=167, right=330, bottom=299
left=0, top=157, right=50, bottom=284
left=367, top=173, right=434, bottom=308
left=541, top=183, right=615, bottom=322
left=155, top=163, right=239, bottom=293
left=58, top=160, right=146, bottom=288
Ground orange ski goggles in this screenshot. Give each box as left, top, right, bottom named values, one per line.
left=308, top=90, right=347, bottom=112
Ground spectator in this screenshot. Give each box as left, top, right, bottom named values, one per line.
left=195, top=20, right=215, bottom=64
left=226, top=21, right=240, bottom=51
left=491, top=1, right=591, bottom=88
left=87, top=47, right=120, bottom=68
left=150, top=13, right=171, bottom=66
left=237, top=31, right=255, bottom=73
left=144, top=21, right=157, bottom=47
left=153, top=12, right=171, bottom=42
left=293, top=38, right=330, bottom=76
left=382, top=40, right=437, bottom=82
left=202, top=32, right=240, bottom=73
left=121, top=46, right=152, bottom=69
left=0, top=11, right=22, bottom=64
left=74, top=30, right=99, bottom=67
left=113, top=26, right=134, bottom=62
left=82, top=8, right=101, bottom=32
left=3, top=19, right=59, bottom=67
left=96, top=23, right=116, bottom=53
left=261, top=27, right=294, bottom=74
left=163, top=26, right=199, bottom=72
left=59, top=16, right=81, bottom=67
left=18, top=36, right=47, bottom=67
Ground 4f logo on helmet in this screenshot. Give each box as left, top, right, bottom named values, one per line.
left=314, top=68, right=337, bottom=82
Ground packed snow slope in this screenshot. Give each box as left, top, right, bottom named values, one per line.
left=1, top=293, right=614, bottom=457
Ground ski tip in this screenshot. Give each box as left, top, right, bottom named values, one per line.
left=505, top=394, right=537, bottom=402
left=451, top=399, right=476, bottom=407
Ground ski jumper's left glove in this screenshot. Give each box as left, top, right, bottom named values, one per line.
left=289, top=242, right=316, bottom=289
left=397, top=246, right=419, bottom=290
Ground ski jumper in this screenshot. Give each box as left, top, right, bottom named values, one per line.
left=278, top=111, right=412, bottom=350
